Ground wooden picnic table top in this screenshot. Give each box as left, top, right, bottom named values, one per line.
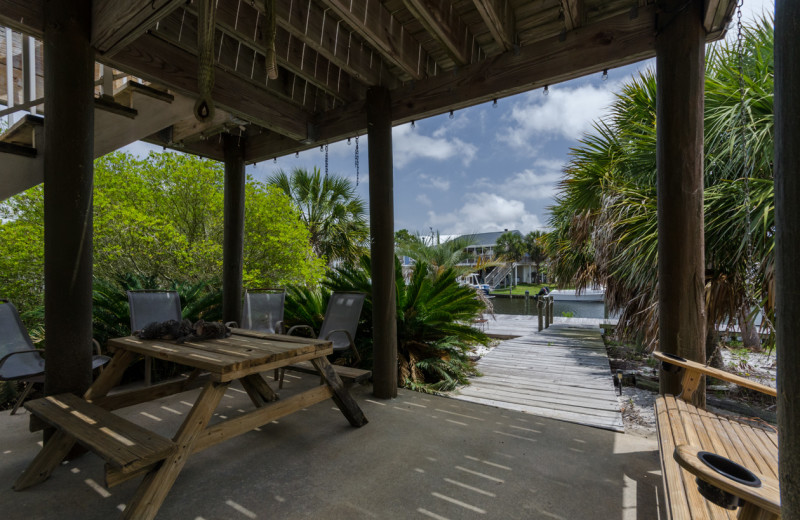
left=17, top=327, right=366, bottom=520
left=107, top=328, right=333, bottom=382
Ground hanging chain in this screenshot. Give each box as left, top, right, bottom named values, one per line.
left=355, top=135, right=360, bottom=186
left=324, top=143, right=329, bottom=179
left=737, top=1, right=756, bottom=307
left=736, top=2, right=774, bottom=336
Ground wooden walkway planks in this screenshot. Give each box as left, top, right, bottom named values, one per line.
left=453, top=318, right=624, bottom=432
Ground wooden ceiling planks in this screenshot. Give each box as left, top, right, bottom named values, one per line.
left=0, top=0, right=736, bottom=162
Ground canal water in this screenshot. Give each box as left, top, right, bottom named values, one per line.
left=491, top=296, right=608, bottom=319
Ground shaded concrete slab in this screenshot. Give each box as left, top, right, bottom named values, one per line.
left=0, top=373, right=662, bottom=519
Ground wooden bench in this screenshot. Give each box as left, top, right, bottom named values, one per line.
left=14, top=393, right=176, bottom=490
left=278, top=362, right=371, bottom=388
left=653, top=352, right=779, bottom=520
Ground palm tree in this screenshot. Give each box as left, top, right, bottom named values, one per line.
left=396, top=231, right=476, bottom=277
left=495, top=231, right=525, bottom=262
left=269, top=167, right=368, bottom=265
left=545, top=16, right=775, bottom=353
left=524, top=231, right=548, bottom=282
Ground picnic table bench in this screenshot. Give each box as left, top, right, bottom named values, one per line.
left=653, top=351, right=779, bottom=520
left=14, top=329, right=368, bottom=520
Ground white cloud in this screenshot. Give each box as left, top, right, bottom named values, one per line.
left=497, top=85, right=616, bottom=150
left=432, top=112, right=472, bottom=138
left=427, top=193, right=545, bottom=235
left=419, top=173, right=450, bottom=191
left=393, top=123, right=477, bottom=168
left=471, top=160, right=565, bottom=202
left=416, top=193, right=432, bottom=206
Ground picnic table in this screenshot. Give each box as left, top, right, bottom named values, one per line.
left=13, top=328, right=368, bottom=520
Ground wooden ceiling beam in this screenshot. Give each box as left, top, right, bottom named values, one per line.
left=472, top=0, right=515, bottom=51
left=403, top=0, right=472, bottom=65
left=0, top=0, right=43, bottom=39
left=152, top=10, right=339, bottom=114
left=188, top=2, right=365, bottom=104
left=143, top=131, right=226, bottom=162
left=703, top=0, right=737, bottom=38
left=271, top=0, right=394, bottom=88
left=319, top=0, right=428, bottom=80
left=104, top=33, right=311, bottom=141
left=561, top=0, right=585, bottom=31
left=304, top=5, right=662, bottom=156
left=93, top=0, right=185, bottom=57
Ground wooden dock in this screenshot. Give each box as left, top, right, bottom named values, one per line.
left=454, top=317, right=624, bottom=432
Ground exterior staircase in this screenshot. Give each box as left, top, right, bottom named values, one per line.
left=484, top=261, right=514, bottom=289
left=0, top=28, right=237, bottom=202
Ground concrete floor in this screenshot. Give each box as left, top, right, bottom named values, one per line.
left=0, top=373, right=665, bottom=519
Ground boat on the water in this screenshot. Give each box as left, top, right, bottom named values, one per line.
left=457, top=273, right=492, bottom=296
left=548, top=288, right=605, bottom=302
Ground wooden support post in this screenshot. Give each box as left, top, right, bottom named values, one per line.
left=366, top=86, right=398, bottom=399
left=774, top=1, right=800, bottom=516
left=123, top=382, right=229, bottom=520
left=222, top=133, right=245, bottom=325
left=311, top=356, right=368, bottom=427
left=655, top=0, right=706, bottom=406
left=544, top=298, right=550, bottom=329
left=42, top=0, right=95, bottom=397
left=537, top=299, right=544, bottom=332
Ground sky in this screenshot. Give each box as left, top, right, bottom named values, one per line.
left=123, top=0, right=773, bottom=239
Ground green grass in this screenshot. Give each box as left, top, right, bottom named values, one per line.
left=489, top=283, right=575, bottom=296
left=490, top=283, right=545, bottom=295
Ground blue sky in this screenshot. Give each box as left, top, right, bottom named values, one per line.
left=125, top=0, right=773, bottom=238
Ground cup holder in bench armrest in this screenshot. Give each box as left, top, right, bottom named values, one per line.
left=695, top=451, right=762, bottom=510
left=659, top=352, right=687, bottom=373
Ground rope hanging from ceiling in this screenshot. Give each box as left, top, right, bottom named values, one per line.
left=264, top=0, right=278, bottom=80
left=194, top=0, right=216, bottom=122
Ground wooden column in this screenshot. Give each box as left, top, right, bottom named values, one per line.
left=42, top=0, right=95, bottom=396
left=366, top=86, right=398, bottom=399
left=774, top=1, right=800, bottom=516
left=222, top=133, right=245, bottom=325
left=655, top=0, right=706, bottom=405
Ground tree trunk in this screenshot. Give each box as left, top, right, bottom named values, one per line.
left=737, top=307, right=762, bottom=352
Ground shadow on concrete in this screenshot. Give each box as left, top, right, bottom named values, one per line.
left=0, top=372, right=664, bottom=519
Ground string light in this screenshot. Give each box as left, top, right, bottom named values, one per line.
left=543, top=85, right=549, bottom=96
left=492, top=99, right=498, bottom=108
left=347, top=137, right=351, bottom=145
left=295, top=151, right=299, bottom=158
left=411, top=120, right=415, bottom=129
left=449, top=110, right=454, bottom=119
left=602, top=69, right=608, bottom=81
left=273, top=157, right=277, bottom=163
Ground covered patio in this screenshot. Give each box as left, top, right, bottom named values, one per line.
left=0, top=372, right=663, bottom=519
left=0, top=0, right=798, bottom=518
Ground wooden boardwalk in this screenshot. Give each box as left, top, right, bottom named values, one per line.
left=454, top=317, right=624, bottom=432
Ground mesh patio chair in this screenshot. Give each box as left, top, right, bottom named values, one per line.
left=0, top=299, right=110, bottom=414
left=278, top=291, right=366, bottom=388
left=240, top=288, right=286, bottom=334
left=127, top=290, right=182, bottom=386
